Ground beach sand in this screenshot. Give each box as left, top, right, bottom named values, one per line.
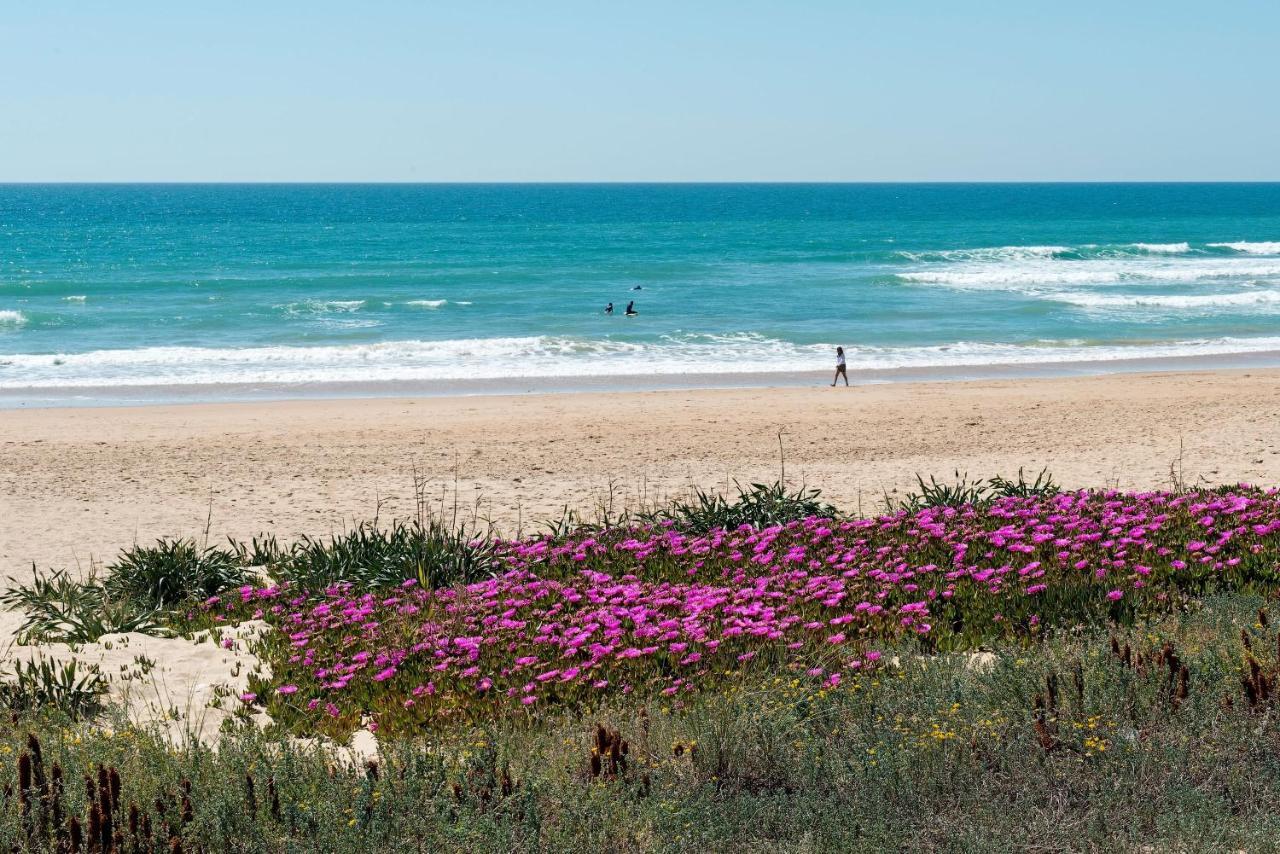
left=4, top=367, right=1280, bottom=741
left=6, top=368, right=1280, bottom=581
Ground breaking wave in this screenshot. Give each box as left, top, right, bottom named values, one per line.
left=6, top=332, right=1280, bottom=389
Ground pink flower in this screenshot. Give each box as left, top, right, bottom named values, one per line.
left=1107, top=589, right=1124, bottom=601
left=276, top=685, right=298, bottom=696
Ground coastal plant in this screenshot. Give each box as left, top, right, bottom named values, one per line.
left=987, top=466, right=1060, bottom=500
left=188, top=486, right=1280, bottom=737
left=891, top=470, right=991, bottom=512
left=231, top=533, right=287, bottom=570
left=641, top=480, right=837, bottom=534
left=0, top=657, right=108, bottom=719
left=105, top=538, right=249, bottom=608
left=891, top=467, right=1060, bottom=512
left=5, top=595, right=1280, bottom=850
left=269, top=518, right=502, bottom=591
left=0, top=568, right=166, bottom=644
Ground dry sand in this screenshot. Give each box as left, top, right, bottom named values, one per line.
left=5, top=368, right=1280, bottom=581
left=3, top=368, right=1280, bottom=740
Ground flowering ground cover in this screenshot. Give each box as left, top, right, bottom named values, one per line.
left=204, top=487, right=1280, bottom=736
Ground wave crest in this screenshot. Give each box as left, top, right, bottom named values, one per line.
left=6, top=332, right=1280, bottom=389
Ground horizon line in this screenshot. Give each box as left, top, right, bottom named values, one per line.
left=3, top=179, right=1280, bottom=186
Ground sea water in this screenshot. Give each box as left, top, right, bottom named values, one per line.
left=3, top=183, right=1280, bottom=399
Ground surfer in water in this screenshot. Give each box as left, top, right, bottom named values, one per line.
left=831, top=346, right=848, bottom=386
left=625, top=301, right=637, bottom=316
left=605, top=302, right=613, bottom=315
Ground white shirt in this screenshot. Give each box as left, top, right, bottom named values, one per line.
left=836, top=352, right=846, bottom=366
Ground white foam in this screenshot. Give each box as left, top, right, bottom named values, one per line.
left=1209, top=241, right=1280, bottom=255
left=277, top=299, right=366, bottom=315
left=1132, top=243, right=1191, bottom=254
left=407, top=299, right=447, bottom=308
left=1054, top=289, right=1280, bottom=309
left=898, top=259, right=1280, bottom=289
left=0, top=310, right=27, bottom=326
left=898, top=269, right=1114, bottom=287
left=63, top=295, right=88, bottom=303
left=896, top=245, right=1068, bottom=263
left=6, top=332, right=1280, bottom=389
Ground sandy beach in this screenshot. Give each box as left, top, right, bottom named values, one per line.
left=5, top=368, right=1280, bottom=587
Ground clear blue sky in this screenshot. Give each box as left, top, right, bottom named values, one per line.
left=3, top=1, right=1278, bottom=182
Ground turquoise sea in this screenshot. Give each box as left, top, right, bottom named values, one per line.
left=3, top=183, right=1280, bottom=401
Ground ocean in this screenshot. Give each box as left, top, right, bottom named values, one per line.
left=3, top=183, right=1280, bottom=403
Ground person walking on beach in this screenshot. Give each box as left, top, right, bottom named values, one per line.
left=831, top=346, right=848, bottom=386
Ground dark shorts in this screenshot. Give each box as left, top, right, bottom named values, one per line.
left=836, top=364, right=847, bottom=372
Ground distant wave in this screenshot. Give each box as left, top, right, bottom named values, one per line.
left=895, top=246, right=1069, bottom=263
left=6, top=332, right=1280, bottom=389
left=277, top=299, right=367, bottom=315
left=1209, top=241, right=1280, bottom=255
left=898, top=260, right=1280, bottom=289
left=406, top=299, right=447, bottom=308
left=63, top=295, right=87, bottom=303
left=893, top=242, right=1198, bottom=264
left=1053, top=289, right=1280, bottom=310
left=0, top=310, right=27, bottom=327
left=1131, top=242, right=1191, bottom=254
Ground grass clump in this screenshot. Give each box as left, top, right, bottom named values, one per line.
left=0, top=569, right=165, bottom=644
left=0, top=657, right=107, bottom=720
left=892, top=466, right=1060, bottom=511
left=270, top=518, right=501, bottom=591
left=643, top=481, right=837, bottom=534
left=105, top=538, right=249, bottom=609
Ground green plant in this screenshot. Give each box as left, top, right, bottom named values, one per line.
left=987, top=466, right=1061, bottom=499
left=643, top=481, right=837, bottom=534
left=231, top=533, right=286, bottom=569
left=0, top=568, right=165, bottom=644
left=892, top=468, right=1060, bottom=512
left=0, top=657, right=108, bottom=719
left=106, top=538, right=249, bottom=608
left=271, top=519, right=501, bottom=591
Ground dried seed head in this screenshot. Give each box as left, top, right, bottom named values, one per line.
left=108, top=768, right=121, bottom=807
left=17, top=753, right=31, bottom=793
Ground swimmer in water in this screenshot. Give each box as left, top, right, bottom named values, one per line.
left=625, top=301, right=637, bottom=315
left=605, top=302, right=613, bottom=315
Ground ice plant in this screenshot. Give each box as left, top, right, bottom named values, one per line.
left=204, top=487, right=1280, bottom=736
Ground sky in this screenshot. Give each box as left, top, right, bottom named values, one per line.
left=2, top=1, right=1278, bottom=182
